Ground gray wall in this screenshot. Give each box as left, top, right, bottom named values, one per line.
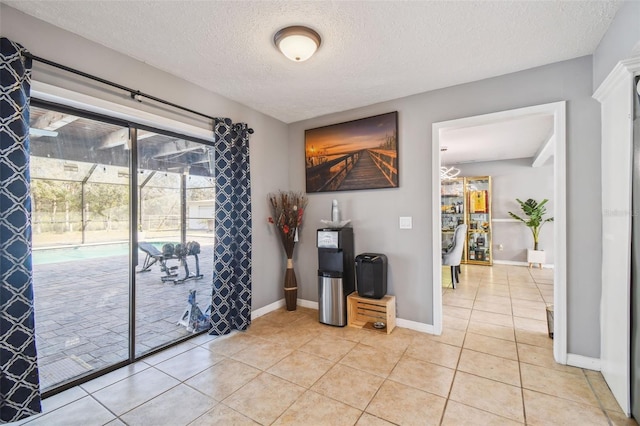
left=593, top=0, right=640, bottom=90
left=1, top=5, right=290, bottom=311
left=457, top=159, right=554, bottom=264
left=3, top=4, right=609, bottom=358
left=289, top=56, right=602, bottom=357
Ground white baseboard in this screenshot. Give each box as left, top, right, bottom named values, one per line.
left=251, top=298, right=318, bottom=320
left=493, top=259, right=555, bottom=269
left=566, top=353, right=601, bottom=371
left=251, top=299, right=285, bottom=320
left=299, top=298, right=436, bottom=334
left=492, top=260, right=528, bottom=266
left=297, top=299, right=318, bottom=310
left=251, top=299, right=436, bottom=336
left=394, top=318, right=435, bottom=334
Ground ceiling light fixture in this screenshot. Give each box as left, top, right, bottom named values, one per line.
left=274, top=26, right=321, bottom=62
left=440, top=146, right=461, bottom=180
left=440, top=166, right=461, bottom=180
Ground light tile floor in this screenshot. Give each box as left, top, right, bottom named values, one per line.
left=10, top=264, right=638, bottom=425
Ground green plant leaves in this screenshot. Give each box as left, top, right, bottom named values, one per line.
left=508, top=198, right=554, bottom=249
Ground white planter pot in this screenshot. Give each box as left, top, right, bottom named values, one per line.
left=527, top=249, right=545, bottom=269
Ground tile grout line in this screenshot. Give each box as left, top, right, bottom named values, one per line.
left=357, top=334, right=413, bottom=417
left=515, top=269, right=532, bottom=425
left=582, top=369, right=615, bottom=426
left=438, top=267, right=478, bottom=425
left=219, top=328, right=380, bottom=424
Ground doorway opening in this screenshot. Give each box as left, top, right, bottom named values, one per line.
left=431, top=101, right=567, bottom=364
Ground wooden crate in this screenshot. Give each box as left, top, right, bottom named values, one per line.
left=347, top=292, right=396, bottom=334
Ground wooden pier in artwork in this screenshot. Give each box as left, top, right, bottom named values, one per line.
left=306, top=148, right=398, bottom=192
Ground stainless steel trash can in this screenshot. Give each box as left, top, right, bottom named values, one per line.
left=318, top=273, right=346, bottom=326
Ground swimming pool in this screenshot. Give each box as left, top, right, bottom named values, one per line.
left=32, top=240, right=211, bottom=266
left=32, top=242, right=131, bottom=265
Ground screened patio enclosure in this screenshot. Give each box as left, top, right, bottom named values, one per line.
left=30, top=157, right=215, bottom=247
left=30, top=105, right=215, bottom=248
left=29, top=103, right=215, bottom=393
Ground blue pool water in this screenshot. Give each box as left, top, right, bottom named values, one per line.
left=32, top=242, right=131, bottom=265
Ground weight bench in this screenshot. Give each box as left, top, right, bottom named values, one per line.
left=138, top=241, right=204, bottom=284
left=138, top=242, right=179, bottom=282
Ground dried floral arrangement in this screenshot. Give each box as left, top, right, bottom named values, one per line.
left=268, top=191, right=309, bottom=310
left=268, top=191, right=308, bottom=258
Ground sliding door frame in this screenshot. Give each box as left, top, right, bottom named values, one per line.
left=31, top=90, right=215, bottom=398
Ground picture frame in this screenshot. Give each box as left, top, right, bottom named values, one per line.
left=304, top=111, right=398, bottom=193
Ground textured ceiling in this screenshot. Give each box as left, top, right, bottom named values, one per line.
left=4, top=0, right=621, bottom=123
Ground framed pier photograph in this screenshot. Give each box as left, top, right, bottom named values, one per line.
left=304, top=111, right=399, bottom=193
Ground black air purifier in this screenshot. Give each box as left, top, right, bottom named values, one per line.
left=355, top=253, right=387, bottom=299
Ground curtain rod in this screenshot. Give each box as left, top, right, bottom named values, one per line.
left=22, top=51, right=254, bottom=134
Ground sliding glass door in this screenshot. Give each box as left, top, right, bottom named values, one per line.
left=29, top=103, right=215, bottom=393
left=135, top=130, right=214, bottom=356
left=30, top=104, right=131, bottom=391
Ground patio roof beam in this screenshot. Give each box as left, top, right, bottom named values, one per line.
left=31, top=111, right=78, bottom=138
left=152, top=139, right=205, bottom=158
left=99, top=128, right=154, bottom=150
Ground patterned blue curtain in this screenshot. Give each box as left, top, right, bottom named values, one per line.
left=210, top=118, right=252, bottom=335
left=0, top=37, right=42, bottom=422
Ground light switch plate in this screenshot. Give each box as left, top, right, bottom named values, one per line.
left=399, top=216, right=412, bottom=229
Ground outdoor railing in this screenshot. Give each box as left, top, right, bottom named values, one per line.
left=305, top=150, right=363, bottom=192
left=368, top=148, right=398, bottom=186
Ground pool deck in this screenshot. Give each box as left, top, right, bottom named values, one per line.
left=33, top=245, right=214, bottom=391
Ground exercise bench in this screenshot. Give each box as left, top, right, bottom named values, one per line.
left=138, top=242, right=204, bottom=284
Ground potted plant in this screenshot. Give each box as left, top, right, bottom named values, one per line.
left=508, top=198, right=554, bottom=268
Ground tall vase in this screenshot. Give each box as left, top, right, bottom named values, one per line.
left=284, top=258, right=297, bottom=311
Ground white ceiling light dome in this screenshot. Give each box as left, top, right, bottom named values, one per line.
left=274, top=26, right=321, bottom=62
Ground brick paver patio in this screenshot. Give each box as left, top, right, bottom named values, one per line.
left=32, top=243, right=213, bottom=391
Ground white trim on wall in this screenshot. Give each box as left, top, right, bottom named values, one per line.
left=567, top=354, right=601, bottom=371
left=593, top=55, right=640, bottom=416
left=297, top=299, right=319, bottom=310
left=432, top=102, right=567, bottom=365
left=432, top=124, right=444, bottom=335
left=493, top=260, right=554, bottom=268
left=284, top=298, right=435, bottom=334
left=396, top=318, right=435, bottom=334
left=251, top=299, right=286, bottom=320
left=552, top=102, right=568, bottom=366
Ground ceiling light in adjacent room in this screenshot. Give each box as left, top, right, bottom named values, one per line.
left=440, top=166, right=461, bottom=180
left=440, top=146, right=461, bottom=180
left=274, top=26, right=321, bottom=62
